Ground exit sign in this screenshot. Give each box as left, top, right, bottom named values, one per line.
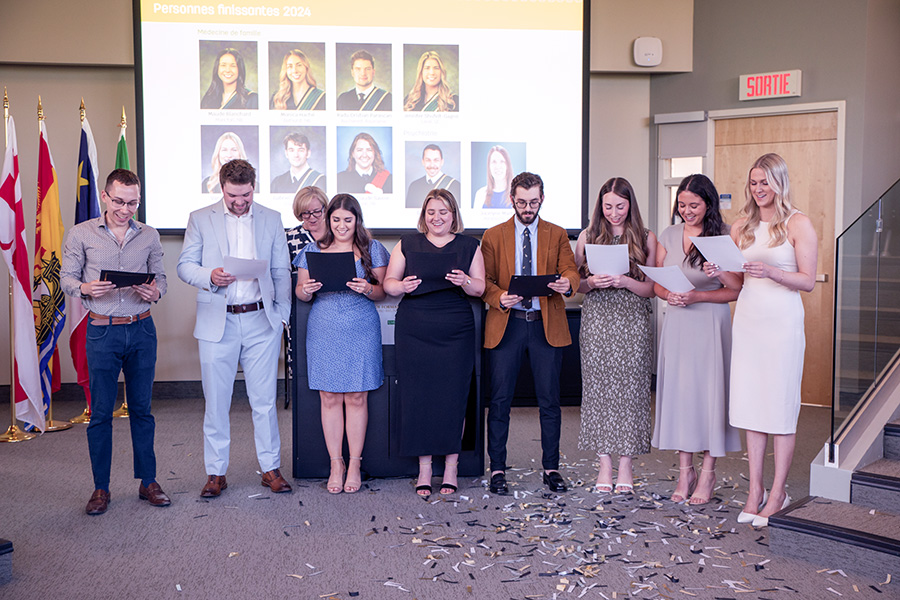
left=739, top=70, right=802, bottom=101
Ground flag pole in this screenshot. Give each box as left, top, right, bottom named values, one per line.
left=112, top=106, right=129, bottom=419
left=36, top=96, right=71, bottom=433
left=0, top=89, right=36, bottom=442
left=69, top=98, right=91, bottom=424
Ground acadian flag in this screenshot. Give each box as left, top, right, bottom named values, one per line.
left=0, top=117, right=45, bottom=431
left=116, top=117, right=129, bottom=170
left=68, top=116, right=100, bottom=408
left=33, top=119, right=66, bottom=415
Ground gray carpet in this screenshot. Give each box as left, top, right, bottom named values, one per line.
left=0, top=398, right=895, bottom=599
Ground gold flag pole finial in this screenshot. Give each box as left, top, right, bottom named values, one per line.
left=3, top=88, right=8, bottom=120
left=37, top=95, right=44, bottom=125
left=119, top=106, right=127, bottom=129
left=80, top=98, right=85, bottom=123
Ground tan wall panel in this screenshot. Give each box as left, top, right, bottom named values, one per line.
left=715, top=112, right=838, bottom=147
left=0, top=0, right=133, bottom=65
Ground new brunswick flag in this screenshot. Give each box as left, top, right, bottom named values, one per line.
left=33, top=120, right=66, bottom=413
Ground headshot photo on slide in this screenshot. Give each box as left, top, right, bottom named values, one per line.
left=402, top=45, right=459, bottom=113
left=199, top=41, right=260, bottom=110
left=335, top=43, right=393, bottom=112
left=200, top=126, right=259, bottom=195
left=404, top=141, right=461, bottom=209
left=268, top=42, right=326, bottom=111
left=269, top=125, right=327, bottom=196
left=471, top=142, right=526, bottom=210
left=336, top=127, right=393, bottom=195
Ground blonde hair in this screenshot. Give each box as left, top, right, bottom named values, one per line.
left=736, top=153, right=794, bottom=249
left=403, top=51, right=457, bottom=112
left=292, top=186, right=327, bottom=222
left=208, top=132, right=247, bottom=193
left=272, top=50, right=317, bottom=110
left=417, top=189, right=464, bottom=234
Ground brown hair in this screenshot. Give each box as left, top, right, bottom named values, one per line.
left=581, top=177, right=648, bottom=279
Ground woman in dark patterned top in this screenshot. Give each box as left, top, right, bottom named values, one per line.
left=286, top=186, right=328, bottom=266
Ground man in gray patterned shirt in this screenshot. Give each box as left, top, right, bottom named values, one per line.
left=61, top=169, right=169, bottom=516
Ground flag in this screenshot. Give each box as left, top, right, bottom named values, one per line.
left=68, top=117, right=100, bottom=409
left=116, top=122, right=129, bottom=170
left=33, top=119, right=66, bottom=416
left=0, top=117, right=45, bottom=431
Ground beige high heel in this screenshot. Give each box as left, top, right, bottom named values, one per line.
left=344, top=456, right=362, bottom=493
left=688, top=468, right=716, bottom=505
left=671, top=465, right=697, bottom=503
left=326, top=457, right=345, bottom=494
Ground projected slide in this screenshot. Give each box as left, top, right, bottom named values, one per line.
left=136, top=0, right=585, bottom=231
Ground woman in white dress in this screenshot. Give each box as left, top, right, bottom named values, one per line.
left=704, top=154, right=818, bottom=527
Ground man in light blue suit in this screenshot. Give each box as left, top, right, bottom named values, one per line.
left=177, top=159, right=293, bottom=497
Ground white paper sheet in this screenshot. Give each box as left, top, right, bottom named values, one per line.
left=223, top=256, right=267, bottom=280
left=688, top=235, right=746, bottom=272
left=585, top=244, right=630, bottom=276
left=637, top=265, right=695, bottom=294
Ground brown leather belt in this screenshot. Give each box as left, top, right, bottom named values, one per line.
left=89, top=310, right=151, bottom=326
left=226, top=300, right=264, bottom=314
left=512, top=310, right=542, bottom=322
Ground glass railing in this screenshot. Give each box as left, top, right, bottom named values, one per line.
left=830, top=177, right=900, bottom=461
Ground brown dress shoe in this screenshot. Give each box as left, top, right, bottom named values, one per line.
left=86, top=489, right=110, bottom=515
left=200, top=475, right=227, bottom=498
left=261, top=469, right=292, bottom=493
left=139, top=482, right=171, bottom=507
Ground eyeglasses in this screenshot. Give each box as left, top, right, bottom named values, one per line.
left=107, top=196, right=140, bottom=210
left=300, top=207, right=324, bottom=220
left=513, top=199, right=542, bottom=209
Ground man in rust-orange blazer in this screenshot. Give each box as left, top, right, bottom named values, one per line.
left=480, top=172, right=579, bottom=495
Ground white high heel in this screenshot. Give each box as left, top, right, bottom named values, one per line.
left=752, top=493, right=791, bottom=528
left=736, top=490, right=768, bottom=524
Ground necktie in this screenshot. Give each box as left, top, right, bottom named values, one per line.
left=522, top=226, right=532, bottom=309
left=358, top=93, right=365, bottom=103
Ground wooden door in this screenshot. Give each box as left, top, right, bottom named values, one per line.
left=714, top=111, right=837, bottom=407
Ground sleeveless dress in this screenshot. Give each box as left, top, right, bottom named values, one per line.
left=652, top=224, right=741, bottom=455
left=578, top=234, right=653, bottom=456
left=729, top=217, right=805, bottom=434
left=395, top=233, right=479, bottom=456
left=297, top=239, right=390, bottom=393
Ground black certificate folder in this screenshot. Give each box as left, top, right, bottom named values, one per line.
left=405, top=252, right=458, bottom=295
left=508, top=274, right=560, bottom=297
left=99, top=270, right=155, bottom=288
left=306, top=251, right=357, bottom=293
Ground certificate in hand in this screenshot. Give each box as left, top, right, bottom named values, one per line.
left=223, top=256, right=266, bottom=280
left=99, top=270, right=155, bottom=289
left=508, top=274, right=560, bottom=297
left=306, top=251, right=357, bottom=293
left=637, top=265, right=694, bottom=294
left=405, top=252, right=458, bottom=295
left=688, top=235, right=746, bottom=272
left=585, top=244, right=629, bottom=276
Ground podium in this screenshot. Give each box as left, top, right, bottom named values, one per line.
left=291, top=297, right=485, bottom=479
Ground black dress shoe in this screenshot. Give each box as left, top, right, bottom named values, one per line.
left=543, top=471, right=568, bottom=492
left=489, top=472, right=509, bottom=495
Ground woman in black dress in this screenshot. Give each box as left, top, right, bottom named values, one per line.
left=384, top=189, right=485, bottom=497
